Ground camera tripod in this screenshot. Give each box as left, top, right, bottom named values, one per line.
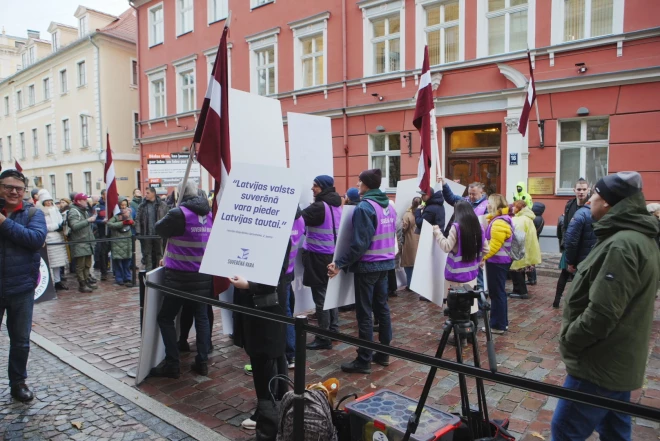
left=402, top=287, right=498, bottom=441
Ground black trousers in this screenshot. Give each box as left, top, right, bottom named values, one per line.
left=555, top=269, right=572, bottom=300
left=511, top=271, right=528, bottom=295
left=179, top=304, right=215, bottom=344
left=250, top=355, right=288, bottom=402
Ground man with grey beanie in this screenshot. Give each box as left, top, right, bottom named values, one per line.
left=552, top=171, right=660, bottom=440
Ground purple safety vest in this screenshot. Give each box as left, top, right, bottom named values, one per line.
left=472, top=199, right=488, bottom=216
left=302, top=202, right=342, bottom=255
left=445, top=223, right=485, bottom=283
left=286, top=216, right=305, bottom=275
left=360, top=200, right=396, bottom=262
left=485, top=215, right=513, bottom=264
left=164, top=206, right=213, bottom=272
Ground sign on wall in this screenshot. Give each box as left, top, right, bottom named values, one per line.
left=528, top=177, right=555, bottom=195
left=146, top=153, right=200, bottom=188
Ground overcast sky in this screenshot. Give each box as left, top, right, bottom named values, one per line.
left=1, top=0, right=131, bottom=39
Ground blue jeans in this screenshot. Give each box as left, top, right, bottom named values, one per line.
left=551, top=375, right=632, bottom=441
left=284, top=283, right=295, bottom=362
left=476, top=267, right=484, bottom=289
left=0, top=291, right=35, bottom=386
left=404, top=266, right=414, bottom=289
left=157, top=294, right=210, bottom=366
left=354, top=271, right=392, bottom=363
left=113, top=259, right=132, bottom=284
left=486, top=261, right=511, bottom=331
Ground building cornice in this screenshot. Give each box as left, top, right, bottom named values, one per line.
left=287, top=11, right=331, bottom=30
left=138, top=129, right=195, bottom=145
left=245, top=27, right=281, bottom=43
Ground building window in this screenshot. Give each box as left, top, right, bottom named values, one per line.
left=77, top=61, right=86, bottom=86
left=558, top=118, right=609, bottom=191
left=28, top=85, right=35, bottom=106
left=79, top=16, right=88, bottom=37
left=177, top=0, right=194, bottom=36
left=425, top=1, right=460, bottom=65
left=133, top=112, right=140, bottom=141
left=52, top=32, right=59, bottom=51
left=209, top=0, right=228, bottom=23
left=16, top=91, right=22, bottom=110
left=32, top=129, right=38, bottom=157
left=28, top=47, right=35, bottom=65
left=7, top=136, right=12, bottom=162
left=21, top=53, right=27, bottom=69
left=46, top=124, right=53, bottom=154
left=80, top=115, right=90, bottom=148
left=67, top=173, right=73, bottom=194
left=255, top=46, right=276, bottom=96
left=486, top=0, right=528, bottom=55
left=151, top=78, right=166, bottom=118
left=178, top=69, right=195, bottom=112
left=300, top=35, right=324, bottom=88
left=3, top=96, right=8, bottom=115
left=372, top=15, right=401, bottom=74
left=564, top=0, right=614, bottom=41
left=84, top=172, right=92, bottom=195
left=60, top=70, right=68, bottom=94
left=370, top=133, right=401, bottom=189
left=62, top=119, right=70, bottom=151
left=131, top=60, right=138, bottom=86
left=43, top=78, right=50, bottom=100
left=50, top=175, right=56, bottom=198
left=252, top=0, right=274, bottom=8
left=149, top=3, right=164, bottom=47
left=19, top=132, right=25, bottom=159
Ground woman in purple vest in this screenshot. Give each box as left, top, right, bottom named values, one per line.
left=482, top=194, right=514, bottom=334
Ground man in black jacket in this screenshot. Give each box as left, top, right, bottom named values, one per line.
left=415, top=189, right=445, bottom=232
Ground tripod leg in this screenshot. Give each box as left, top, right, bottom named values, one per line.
left=453, top=324, right=475, bottom=441
left=470, top=327, right=491, bottom=438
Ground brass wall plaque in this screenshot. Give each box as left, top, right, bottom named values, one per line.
left=528, top=177, right=555, bottom=195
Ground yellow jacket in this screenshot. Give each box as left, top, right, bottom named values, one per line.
left=484, top=207, right=513, bottom=261
left=510, top=206, right=542, bottom=270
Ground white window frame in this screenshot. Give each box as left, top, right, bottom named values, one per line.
left=148, top=2, right=165, bottom=47
left=289, top=12, right=329, bottom=90
left=476, top=0, right=536, bottom=58
left=60, top=69, right=68, bottom=94
left=80, top=114, right=90, bottom=148
left=204, top=43, right=232, bottom=87
left=19, top=132, right=25, bottom=159
left=3, top=96, right=8, bottom=115
left=62, top=118, right=71, bottom=151
left=32, top=128, right=39, bottom=157
left=176, top=0, right=194, bottom=37
left=28, top=47, right=35, bottom=65
left=551, top=0, right=623, bottom=45
left=79, top=16, right=88, bottom=37
left=556, top=117, right=610, bottom=194
left=50, top=174, right=56, bottom=198
left=369, top=133, right=402, bottom=192
left=246, top=28, right=280, bottom=96
left=46, top=124, right=53, bottom=154
left=146, top=65, right=167, bottom=119
left=21, top=53, right=27, bottom=69
left=173, top=55, right=197, bottom=113
left=84, top=171, right=92, bottom=195
left=7, top=136, right=12, bottom=162
left=66, top=173, right=74, bottom=194
left=43, top=77, right=50, bottom=100
left=208, top=0, right=229, bottom=24
left=133, top=111, right=140, bottom=143
left=16, top=90, right=22, bottom=111
left=28, top=84, right=35, bottom=106
left=359, top=0, right=406, bottom=77
left=130, top=59, right=138, bottom=86
left=416, top=0, right=465, bottom=67
left=52, top=31, right=59, bottom=52
left=77, top=60, right=87, bottom=87
left=251, top=0, right=275, bottom=9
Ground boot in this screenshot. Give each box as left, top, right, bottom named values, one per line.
left=87, top=282, right=99, bottom=290
left=552, top=295, right=561, bottom=308
left=79, top=282, right=93, bottom=293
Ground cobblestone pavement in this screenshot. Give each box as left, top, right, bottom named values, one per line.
left=28, top=256, right=660, bottom=440
left=0, top=332, right=192, bottom=440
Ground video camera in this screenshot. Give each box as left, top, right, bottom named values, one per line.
left=443, top=286, right=489, bottom=323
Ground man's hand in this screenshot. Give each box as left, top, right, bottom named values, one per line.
left=159, top=259, right=164, bottom=267
left=436, top=175, right=444, bottom=184
left=327, top=262, right=340, bottom=279
left=0, top=212, right=5, bottom=227
left=568, top=264, right=577, bottom=273
left=479, top=260, right=485, bottom=269
left=87, top=214, right=97, bottom=223
left=229, top=275, right=249, bottom=290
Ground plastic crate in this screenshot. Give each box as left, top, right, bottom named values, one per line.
left=344, top=389, right=461, bottom=441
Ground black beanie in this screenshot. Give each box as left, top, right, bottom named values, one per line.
left=359, top=169, right=382, bottom=190
left=594, top=172, right=643, bottom=206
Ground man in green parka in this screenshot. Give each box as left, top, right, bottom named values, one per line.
left=107, top=208, right=134, bottom=286
left=552, top=171, right=660, bottom=440
left=512, top=181, right=533, bottom=207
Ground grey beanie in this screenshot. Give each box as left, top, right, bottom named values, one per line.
left=594, top=172, right=643, bottom=206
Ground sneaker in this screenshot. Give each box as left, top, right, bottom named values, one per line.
left=241, top=417, right=257, bottom=430
left=341, top=359, right=371, bottom=374
left=244, top=364, right=253, bottom=376
left=482, top=327, right=505, bottom=335
left=125, top=281, right=134, bottom=287
left=288, top=360, right=295, bottom=370
left=372, top=354, right=390, bottom=367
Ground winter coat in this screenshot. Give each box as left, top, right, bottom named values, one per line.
left=400, top=210, right=419, bottom=268
left=512, top=181, right=533, bottom=207
left=415, top=190, right=445, bottom=230
left=559, top=198, right=583, bottom=249
left=559, top=192, right=660, bottom=391
left=67, top=204, right=95, bottom=258
left=136, top=198, right=168, bottom=236
left=563, top=205, right=597, bottom=267
left=441, top=183, right=488, bottom=211
left=155, top=193, right=211, bottom=239
left=130, top=196, right=142, bottom=214
left=531, top=202, right=545, bottom=238
left=510, top=206, right=542, bottom=271
left=0, top=203, right=47, bottom=297
left=301, top=187, right=342, bottom=287
left=42, top=206, right=68, bottom=268
left=107, top=215, right=133, bottom=260
left=483, top=207, right=513, bottom=261
left=95, top=198, right=107, bottom=238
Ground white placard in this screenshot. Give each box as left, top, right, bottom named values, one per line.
left=200, top=163, right=301, bottom=285
left=324, top=206, right=356, bottom=310
left=435, top=180, right=466, bottom=230
left=136, top=268, right=169, bottom=385
left=410, top=220, right=447, bottom=306
left=288, top=113, right=334, bottom=207
left=291, top=242, right=316, bottom=314
left=146, top=153, right=201, bottom=188
left=395, top=178, right=421, bottom=225
left=218, top=287, right=234, bottom=335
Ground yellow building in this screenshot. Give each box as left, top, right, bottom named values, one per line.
left=0, top=28, right=27, bottom=81
left=0, top=6, right=139, bottom=198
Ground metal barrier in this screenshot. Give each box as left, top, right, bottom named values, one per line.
left=144, top=280, right=660, bottom=441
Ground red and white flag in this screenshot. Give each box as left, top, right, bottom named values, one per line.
left=104, top=134, right=120, bottom=217
left=14, top=159, right=22, bottom=173
left=195, top=26, right=231, bottom=295
left=413, top=46, right=434, bottom=197
left=518, top=51, right=536, bottom=136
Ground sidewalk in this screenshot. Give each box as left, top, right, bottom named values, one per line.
left=28, top=268, right=660, bottom=440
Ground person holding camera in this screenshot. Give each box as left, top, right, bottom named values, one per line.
left=68, top=193, right=98, bottom=293
left=36, top=189, right=68, bottom=291
left=0, top=169, right=48, bottom=402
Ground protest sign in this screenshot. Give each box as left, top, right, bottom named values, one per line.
left=291, top=244, right=316, bottom=314
left=147, top=153, right=200, bottom=187
left=200, top=163, right=301, bottom=286
left=395, top=178, right=420, bottom=225
left=324, top=206, right=356, bottom=310
left=410, top=220, right=447, bottom=306
left=35, top=248, right=56, bottom=303
left=288, top=113, right=333, bottom=207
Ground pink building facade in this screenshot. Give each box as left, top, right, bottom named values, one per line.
left=131, top=0, right=660, bottom=248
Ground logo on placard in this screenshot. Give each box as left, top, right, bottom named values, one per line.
left=228, top=248, right=255, bottom=268
left=238, top=248, right=250, bottom=260
left=34, top=257, right=50, bottom=301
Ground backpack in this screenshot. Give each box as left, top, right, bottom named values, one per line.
left=507, top=226, right=526, bottom=261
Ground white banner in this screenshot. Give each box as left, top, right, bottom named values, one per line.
left=410, top=220, right=447, bottom=306
left=395, top=178, right=421, bottom=225
left=435, top=179, right=466, bottom=230
left=291, top=243, right=316, bottom=314
left=324, top=206, right=356, bottom=310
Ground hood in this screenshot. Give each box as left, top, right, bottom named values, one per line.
left=362, top=189, right=390, bottom=208
left=487, top=206, right=511, bottom=222
left=516, top=181, right=527, bottom=194
left=315, top=187, right=342, bottom=208
left=531, top=202, right=546, bottom=216
left=132, top=196, right=142, bottom=204
left=180, top=194, right=211, bottom=216
left=593, top=192, right=658, bottom=240
left=426, top=190, right=445, bottom=206
left=516, top=206, right=536, bottom=220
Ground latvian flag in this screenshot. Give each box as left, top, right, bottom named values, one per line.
left=413, top=46, right=434, bottom=197
left=518, top=51, right=536, bottom=136
left=104, top=134, right=120, bottom=217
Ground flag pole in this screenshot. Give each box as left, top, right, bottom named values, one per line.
left=534, top=92, right=543, bottom=148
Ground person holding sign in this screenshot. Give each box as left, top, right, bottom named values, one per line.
left=328, top=169, right=396, bottom=374
left=302, top=175, right=342, bottom=351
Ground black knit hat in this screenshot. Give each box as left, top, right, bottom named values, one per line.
left=359, top=169, right=382, bottom=190
left=594, top=172, right=643, bottom=206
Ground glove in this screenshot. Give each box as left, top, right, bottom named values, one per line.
left=123, top=219, right=134, bottom=225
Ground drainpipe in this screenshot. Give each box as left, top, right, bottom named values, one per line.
left=342, top=0, right=349, bottom=191
left=88, top=34, right=103, bottom=164
left=129, top=1, right=144, bottom=190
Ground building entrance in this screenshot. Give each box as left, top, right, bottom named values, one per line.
left=446, top=125, right=501, bottom=196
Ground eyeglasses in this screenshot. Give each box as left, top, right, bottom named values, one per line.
left=0, top=184, right=27, bottom=194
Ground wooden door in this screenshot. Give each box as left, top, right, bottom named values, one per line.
left=447, top=157, right=500, bottom=195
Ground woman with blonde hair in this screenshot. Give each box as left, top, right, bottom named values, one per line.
left=37, top=189, right=69, bottom=291
left=509, top=200, right=542, bottom=299
left=482, top=194, right=513, bottom=334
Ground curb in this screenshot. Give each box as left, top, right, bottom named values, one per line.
left=30, top=331, right=229, bottom=441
